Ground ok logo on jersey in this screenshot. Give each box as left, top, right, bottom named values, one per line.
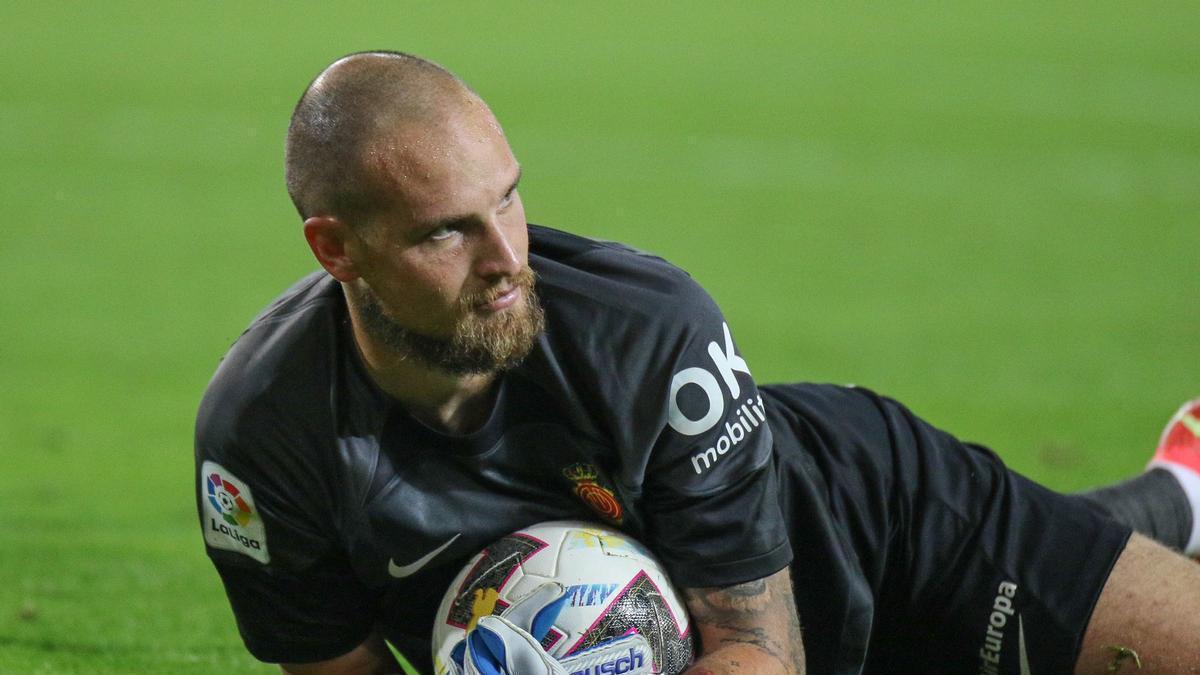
left=667, top=323, right=767, bottom=475
left=667, top=322, right=751, bottom=436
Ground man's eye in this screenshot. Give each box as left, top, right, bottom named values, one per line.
left=428, top=226, right=455, bottom=241
left=499, top=190, right=516, bottom=210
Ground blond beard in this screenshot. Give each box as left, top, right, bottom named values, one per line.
left=352, top=267, right=544, bottom=375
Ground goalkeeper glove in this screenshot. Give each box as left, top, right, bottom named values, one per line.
left=450, top=582, right=653, bottom=675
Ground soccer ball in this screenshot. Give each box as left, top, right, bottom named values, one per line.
left=431, top=520, right=694, bottom=674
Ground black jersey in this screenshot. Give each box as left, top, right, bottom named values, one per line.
left=199, top=224, right=1130, bottom=674
left=195, top=224, right=794, bottom=665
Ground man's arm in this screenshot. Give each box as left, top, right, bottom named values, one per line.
left=280, top=632, right=402, bottom=675
left=682, top=566, right=804, bottom=675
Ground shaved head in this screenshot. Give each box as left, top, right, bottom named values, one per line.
left=285, top=51, right=484, bottom=225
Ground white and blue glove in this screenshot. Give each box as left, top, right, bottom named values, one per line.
left=448, top=583, right=653, bottom=675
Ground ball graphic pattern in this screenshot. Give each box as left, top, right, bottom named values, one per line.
left=432, top=520, right=693, bottom=674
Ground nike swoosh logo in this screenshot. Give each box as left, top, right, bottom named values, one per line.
left=1182, top=413, right=1200, bottom=438
left=388, top=533, right=461, bottom=578
left=1018, top=614, right=1031, bottom=675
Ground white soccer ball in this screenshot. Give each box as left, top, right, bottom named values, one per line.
left=431, top=520, right=694, bottom=674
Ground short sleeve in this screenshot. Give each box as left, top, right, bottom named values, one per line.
left=196, top=385, right=379, bottom=663
left=515, top=229, right=795, bottom=588
left=197, top=442, right=381, bottom=662
left=193, top=271, right=384, bottom=664
left=637, top=297, right=792, bottom=588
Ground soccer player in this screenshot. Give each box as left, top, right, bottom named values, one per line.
left=195, top=51, right=1200, bottom=674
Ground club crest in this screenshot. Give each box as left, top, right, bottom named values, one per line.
left=563, top=463, right=623, bottom=524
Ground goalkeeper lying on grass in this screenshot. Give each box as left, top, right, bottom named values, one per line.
left=196, top=51, right=1200, bottom=674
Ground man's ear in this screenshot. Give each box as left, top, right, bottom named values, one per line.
left=304, top=216, right=362, bottom=283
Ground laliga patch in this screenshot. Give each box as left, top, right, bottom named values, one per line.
left=201, top=460, right=269, bottom=563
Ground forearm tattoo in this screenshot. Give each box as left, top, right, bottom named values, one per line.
left=684, top=572, right=804, bottom=673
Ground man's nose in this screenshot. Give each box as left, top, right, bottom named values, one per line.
left=474, top=219, right=522, bottom=279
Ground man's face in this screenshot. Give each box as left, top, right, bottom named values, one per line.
left=346, top=104, right=543, bottom=374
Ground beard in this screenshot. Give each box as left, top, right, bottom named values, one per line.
left=351, top=267, right=545, bottom=376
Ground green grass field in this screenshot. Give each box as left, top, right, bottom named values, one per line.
left=2, top=2, right=1197, bottom=672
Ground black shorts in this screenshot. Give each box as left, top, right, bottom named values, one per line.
left=760, top=383, right=1132, bottom=675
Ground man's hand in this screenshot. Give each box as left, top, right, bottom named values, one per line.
left=451, top=583, right=653, bottom=675
left=682, top=567, right=804, bottom=674
left=446, top=582, right=567, bottom=674
left=460, top=614, right=569, bottom=674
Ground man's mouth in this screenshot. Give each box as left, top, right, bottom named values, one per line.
left=476, top=285, right=521, bottom=312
